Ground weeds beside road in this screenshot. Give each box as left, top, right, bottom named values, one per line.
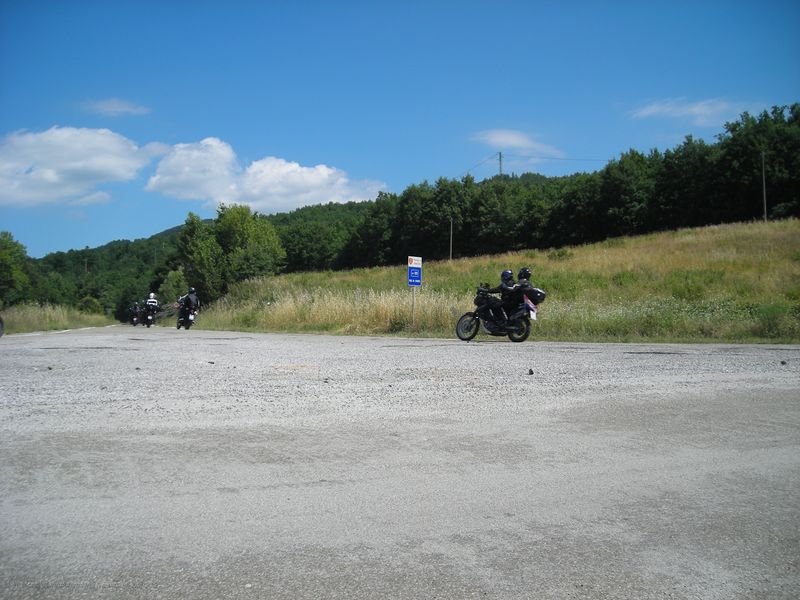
left=3, top=220, right=798, bottom=343
left=200, top=220, right=800, bottom=343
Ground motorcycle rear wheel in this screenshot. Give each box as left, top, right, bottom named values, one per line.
left=507, top=318, right=531, bottom=343
left=456, top=312, right=480, bottom=341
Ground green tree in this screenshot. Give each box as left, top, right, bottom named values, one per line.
left=216, top=204, right=286, bottom=282
left=0, top=232, right=31, bottom=307
left=158, top=267, right=189, bottom=306
left=78, top=296, right=104, bottom=314
left=542, top=173, right=603, bottom=246
left=338, top=192, right=399, bottom=267
left=176, top=213, right=225, bottom=302
left=393, top=182, right=451, bottom=262
left=280, top=221, right=341, bottom=272
left=650, top=136, right=721, bottom=229
left=717, top=105, right=800, bottom=221
left=599, top=149, right=660, bottom=236
left=30, top=270, right=77, bottom=305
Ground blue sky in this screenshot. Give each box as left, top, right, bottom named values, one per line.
left=1, top=1, right=798, bottom=258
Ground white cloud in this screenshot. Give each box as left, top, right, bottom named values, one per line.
left=0, top=126, right=153, bottom=207
left=0, top=126, right=385, bottom=213
left=147, top=138, right=386, bottom=213
left=239, top=157, right=384, bottom=213
left=471, top=129, right=566, bottom=159
left=145, top=138, right=240, bottom=204
left=70, top=191, right=111, bottom=206
left=631, top=98, right=744, bottom=127
left=83, top=98, right=151, bottom=116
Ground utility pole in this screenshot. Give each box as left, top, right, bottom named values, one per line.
left=449, top=216, right=453, bottom=261
left=498, top=151, right=503, bottom=176
left=761, top=150, right=767, bottom=222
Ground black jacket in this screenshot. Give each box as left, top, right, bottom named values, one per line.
left=488, top=281, right=516, bottom=302
left=182, top=293, right=200, bottom=310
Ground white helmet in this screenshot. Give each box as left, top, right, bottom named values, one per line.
left=149, top=292, right=155, bottom=299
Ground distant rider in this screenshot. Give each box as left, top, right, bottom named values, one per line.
left=143, top=292, right=159, bottom=321
left=179, top=287, right=200, bottom=315
left=146, top=292, right=159, bottom=312
left=129, top=301, right=141, bottom=324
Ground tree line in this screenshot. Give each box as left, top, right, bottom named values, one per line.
left=1, top=104, right=797, bottom=316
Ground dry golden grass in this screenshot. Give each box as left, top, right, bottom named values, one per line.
left=1, top=303, right=113, bottom=334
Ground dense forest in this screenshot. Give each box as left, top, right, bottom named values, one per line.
left=1, top=104, right=798, bottom=318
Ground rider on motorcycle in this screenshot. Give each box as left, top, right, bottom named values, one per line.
left=146, top=292, right=159, bottom=310
left=512, top=266, right=546, bottom=309
left=486, top=269, right=516, bottom=327
left=179, top=287, right=200, bottom=315
left=129, top=301, right=141, bottom=324
left=145, top=292, right=159, bottom=315
left=141, top=292, right=159, bottom=323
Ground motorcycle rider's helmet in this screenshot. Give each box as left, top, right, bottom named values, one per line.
left=188, top=287, right=196, bottom=294
left=501, top=269, right=514, bottom=283
left=149, top=292, right=155, bottom=299
left=517, top=267, right=532, bottom=281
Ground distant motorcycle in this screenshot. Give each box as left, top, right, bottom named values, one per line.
left=143, top=304, right=158, bottom=328
left=129, top=306, right=141, bottom=326
left=176, top=304, right=197, bottom=330
left=455, top=282, right=546, bottom=343
left=0, top=314, right=4, bottom=338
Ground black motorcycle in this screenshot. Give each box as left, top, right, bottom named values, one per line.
left=143, top=304, right=158, bottom=328
left=176, top=303, right=197, bottom=330
left=456, top=282, right=546, bottom=343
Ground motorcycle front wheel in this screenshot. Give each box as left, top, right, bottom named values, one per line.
left=507, top=318, right=531, bottom=343
left=456, top=312, right=480, bottom=341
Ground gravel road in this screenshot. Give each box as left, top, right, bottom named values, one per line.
left=1, top=325, right=798, bottom=599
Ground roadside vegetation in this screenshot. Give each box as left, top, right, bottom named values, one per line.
left=0, top=303, right=113, bottom=335
left=1, top=107, right=797, bottom=340
left=2, top=106, right=798, bottom=322
left=198, top=219, right=800, bottom=343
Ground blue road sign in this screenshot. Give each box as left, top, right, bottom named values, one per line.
left=408, top=266, right=422, bottom=286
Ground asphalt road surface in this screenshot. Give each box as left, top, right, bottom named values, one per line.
left=1, top=325, right=798, bottom=599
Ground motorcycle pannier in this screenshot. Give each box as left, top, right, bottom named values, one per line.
left=528, top=288, right=546, bottom=304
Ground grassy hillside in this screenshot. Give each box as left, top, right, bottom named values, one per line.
left=199, top=219, right=800, bottom=343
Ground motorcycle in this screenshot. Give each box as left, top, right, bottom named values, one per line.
left=129, top=307, right=141, bottom=326
left=455, top=282, right=546, bottom=343
left=0, top=314, right=4, bottom=338
left=176, top=304, right=198, bottom=330
left=143, top=304, right=158, bottom=328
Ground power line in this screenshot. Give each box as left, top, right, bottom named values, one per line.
left=461, top=153, right=500, bottom=177
left=462, top=152, right=609, bottom=178
left=502, top=153, right=609, bottom=163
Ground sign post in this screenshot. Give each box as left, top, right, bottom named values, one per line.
left=407, top=256, right=422, bottom=328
